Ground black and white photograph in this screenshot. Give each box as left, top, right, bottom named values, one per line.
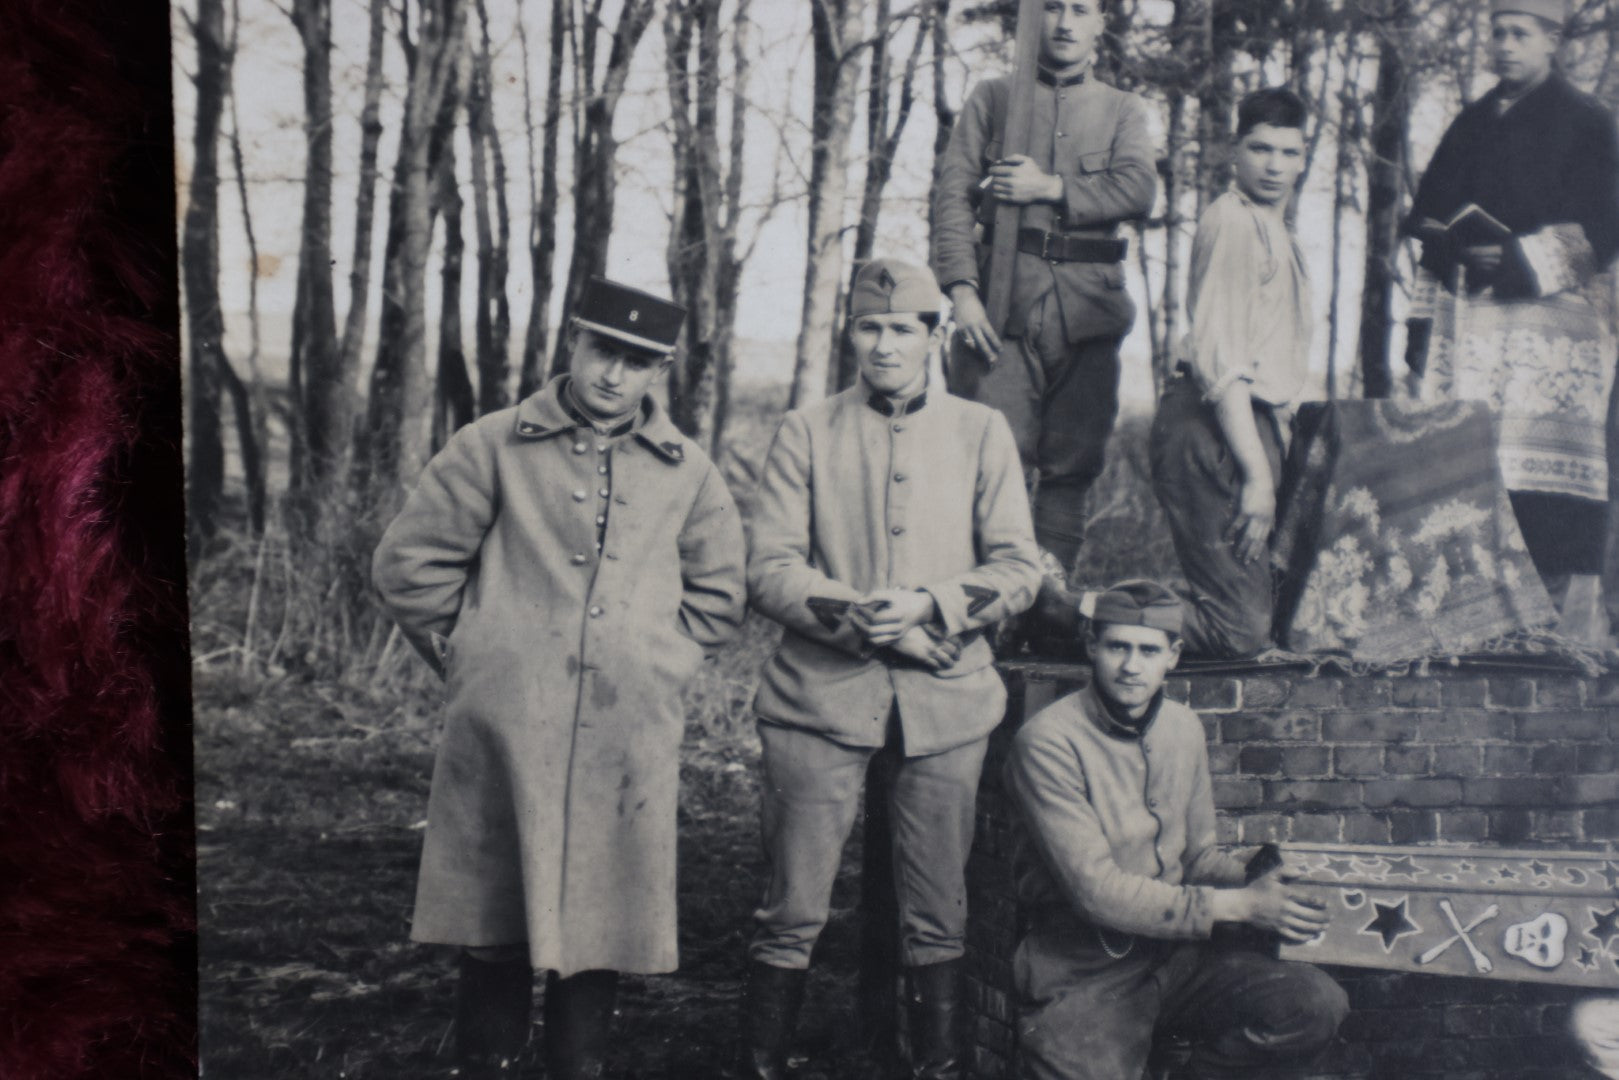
left=170, top=0, right=1619, bottom=1077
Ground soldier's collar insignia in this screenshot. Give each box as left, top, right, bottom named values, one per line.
left=866, top=390, right=928, bottom=417
left=1037, top=66, right=1088, bottom=88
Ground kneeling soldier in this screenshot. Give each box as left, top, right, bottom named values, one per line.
left=372, top=278, right=747, bottom=1078
left=741, top=258, right=1044, bottom=1078
left=1004, top=580, right=1348, bottom=1079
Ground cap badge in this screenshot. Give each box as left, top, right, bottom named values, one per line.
left=877, top=267, right=897, bottom=291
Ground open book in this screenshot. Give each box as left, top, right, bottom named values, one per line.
left=1418, top=203, right=1514, bottom=248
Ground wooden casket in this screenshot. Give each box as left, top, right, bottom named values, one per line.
left=1277, top=842, right=1619, bottom=989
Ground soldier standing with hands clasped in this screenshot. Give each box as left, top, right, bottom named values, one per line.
left=740, top=259, right=1043, bottom=1079
left=933, top=0, right=1156, bottom=611
left=372, top=278, right=747, bottom=1079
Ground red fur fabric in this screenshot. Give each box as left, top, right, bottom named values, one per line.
left=0, top=3, right=196, bottom=1078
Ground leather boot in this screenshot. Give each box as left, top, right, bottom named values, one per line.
left=453, top=950, right=533, bottom=1078
left=905, top=961, right=961, bottom=1080
left=542, top=969, right=619, bottom=1080
left=739, top=960, right=807, bottom=1080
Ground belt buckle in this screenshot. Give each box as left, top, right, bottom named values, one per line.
left=1041, top=230, right=1056, bottom=263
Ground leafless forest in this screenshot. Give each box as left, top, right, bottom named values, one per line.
left=181, top=1, right=1619, bottom=1075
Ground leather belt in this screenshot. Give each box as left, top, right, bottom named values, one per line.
left=984, top=226, right=1127, bottom=264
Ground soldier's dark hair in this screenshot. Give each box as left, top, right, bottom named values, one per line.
left=919, top=311, right=941, bottom=331
left=1235, top=87, right=1308, bottom=141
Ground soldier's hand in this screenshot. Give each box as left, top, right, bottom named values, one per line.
left=1226, top=477, right=1276, bottom=566
left=1241, top=868, right=1329, bottom=944
left=852, top=588, right=936, bottom=646
left=950, top=284, right=1002, bottom=361
left=985, top=155, right=1063, bottom=206
left=886, top=625, right=961, bottom=671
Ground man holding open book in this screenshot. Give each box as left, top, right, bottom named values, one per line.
left=1403, top=0, right=1619, bottom=641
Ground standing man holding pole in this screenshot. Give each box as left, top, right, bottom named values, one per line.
left=933, top=0, right=1157, bottom=612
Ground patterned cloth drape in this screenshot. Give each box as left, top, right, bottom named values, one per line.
left=1273, top=399, right=1556, bottom=662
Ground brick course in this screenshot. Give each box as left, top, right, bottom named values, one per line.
left=962, top=662, right=1617, bottom=1080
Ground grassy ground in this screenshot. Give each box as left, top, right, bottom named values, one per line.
left=194, top=614, right=885, bottom=1080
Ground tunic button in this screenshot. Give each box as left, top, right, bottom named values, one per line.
left=1148, top=798, right=1159, bottom=808
left=598, top=488, right=610, bottom=498
left=892, top=423, right=904, bottom=433
left=572, top=490, right=587, bottom=502
left=891, top=525, right=905, bottom=536
left=589, top=606, right=604, bottom=618
left=596, top=515, right=606, bottom=526
left=573, top=442, right=588, bottom=454
left=571, top=553, right=588, bottom=565
left=598, top=465, right=608, bottom=475
left=596, top=443, right=607, bottom=453
left=893, top=472, right=906, bottom=483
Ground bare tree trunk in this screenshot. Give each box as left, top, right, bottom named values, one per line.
left=790, top=0, right=867, bottom=409
left=360, top=0, right=469, bottom=503
left=708, top=0, right=757, bottom=452
left=518, top=0, right=567, bottom=396
left=225, top=0, right=267, bottom=533
left=835, top=0, right=929, bottom=391
left=289, top=0, right=341, bottom=510
left=552, top=0, right=658, bottom=376
left=470, top=0, right=511, bottom=414
left=1195, top=0, right=1239, bottom=213
left=1327, top=46, right=1362, bottom=401
left=1356, top=5, right=1410, bottom=400
left=925, top=0, right=954, bottom=265
left=433, top=53, right=474, bottom=447
left=183, top=0, right=231, bottom=547
left=333, top=0, right=388, bottom=456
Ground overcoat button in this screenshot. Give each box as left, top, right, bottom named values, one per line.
left=598, top=465, right=609, bottom=475
left=893, top=473, right=906, bottom=483
left=598, top=488, right=610, bottom=498
left=572, top=490, right=588, bottom=502
left=589, top=606, right=604, bottom=618
left=573, top=443, right=588, bottom=454
left=891, top=525, right=905, bottom=536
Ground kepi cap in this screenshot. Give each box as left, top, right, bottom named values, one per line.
left=1091, top=578, right=1185, bottom=637
left=571, top=276, right=685, bottom=356
left=1490, top=0, right=1567, bottom=24
left=849, top=258, right=945, bottom=319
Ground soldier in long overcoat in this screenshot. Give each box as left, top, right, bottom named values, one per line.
left=372, top=278, right=747, bottom=1079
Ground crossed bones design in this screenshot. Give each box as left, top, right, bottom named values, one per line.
left=1416, top=899, right=1499, bottom=973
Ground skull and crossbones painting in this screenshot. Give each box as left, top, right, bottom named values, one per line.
left=1502, top=912, right=1569, bottom=969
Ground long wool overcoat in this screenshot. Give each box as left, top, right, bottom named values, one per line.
left=372, top=377, right=747, bottom=976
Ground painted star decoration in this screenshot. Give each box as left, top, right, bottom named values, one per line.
left=1381, top=855, right=1426, bottom=880
left=1360, top=897, right=1422, bottom=953
left=1320, top=856, right=1361, bottom=880
left=1576, top=946, right=1601, bottom=973
left=1528, top=860, right=1554, bottom=880
left=1588, top=905, right=1619, bottom=950
left=1601, top=862, right=1619, bottom=893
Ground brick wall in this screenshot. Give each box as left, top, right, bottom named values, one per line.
left=964, top=661, right=1619, bottom=1080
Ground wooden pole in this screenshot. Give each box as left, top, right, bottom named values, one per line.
left=984, top=0, right=1047, bottom=331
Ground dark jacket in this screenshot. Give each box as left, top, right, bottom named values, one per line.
left=1405, top=72, right=1619, bottom=297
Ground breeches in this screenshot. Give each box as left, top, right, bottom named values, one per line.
left=1015, top=926, right=1347, bottom=1080
left=947, top=290, right=1121, bottom=570
left=747, top=719, right=989, bottom=970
